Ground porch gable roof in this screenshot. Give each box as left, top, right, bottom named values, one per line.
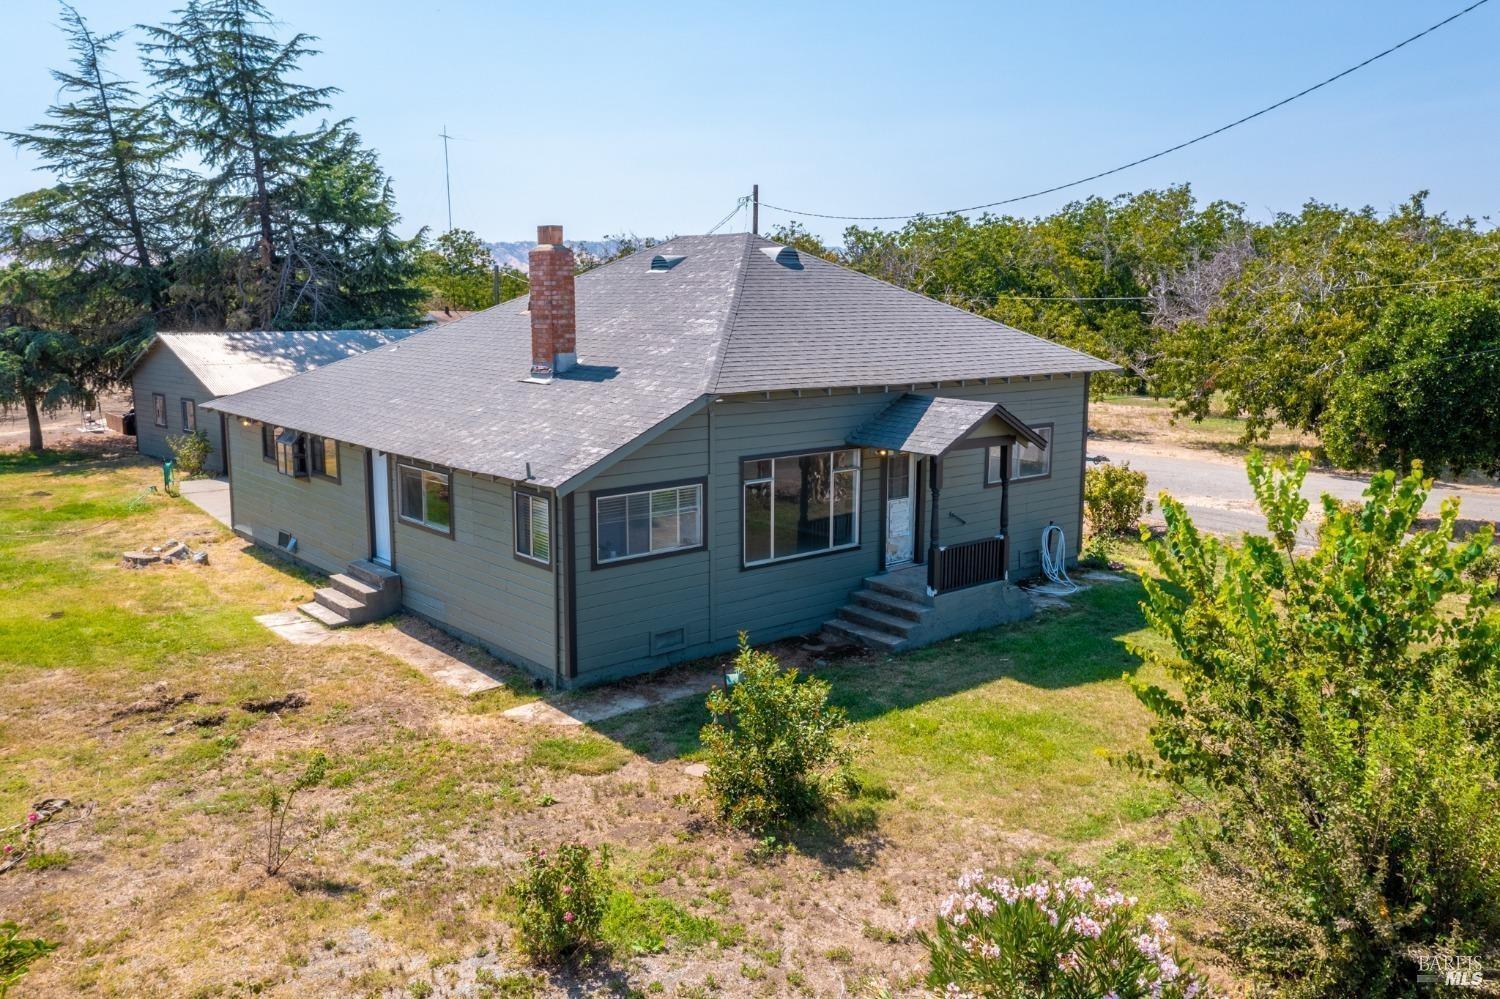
left=847, top=393, right=1047, bottom=457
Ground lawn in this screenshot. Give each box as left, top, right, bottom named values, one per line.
left=0, top=451, right=1213, bottom=997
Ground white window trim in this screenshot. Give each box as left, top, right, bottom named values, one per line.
left=986, top=426, right=1053, bottom=484
left=515, top=490, right=551, bottom=565
left=742, top=448, right=861, bottom=568
left=397, top=464, right=452, bottom=533
left=595, top=482, right=704, bottom=564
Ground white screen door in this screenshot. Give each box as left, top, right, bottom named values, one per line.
left=884, top=452, right=915, bottom=567
left=370, top=450, right=393, bottom=565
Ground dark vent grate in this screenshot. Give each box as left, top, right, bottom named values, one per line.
left=649, top=254, right=686, bottom=272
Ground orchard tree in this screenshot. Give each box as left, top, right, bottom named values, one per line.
left=1323, top=292, right=1500, bottom=475
left=1130, top=452, right=1500, bottom=993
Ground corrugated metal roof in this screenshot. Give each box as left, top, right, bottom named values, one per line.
left=205, top=234, right=1115, bottom=489
left=151, top=329, right=424, bottom=396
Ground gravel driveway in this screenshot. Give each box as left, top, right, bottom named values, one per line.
left=1091, top=438, right=1500, bottom=546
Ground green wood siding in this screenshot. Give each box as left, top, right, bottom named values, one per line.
left=390, top=469, right=557, bottom=676
left=131, top=346, right=226, bottom=474
left=225, top=419, right=367, bottom=573
left=568, top=376, right=1089, bottom=684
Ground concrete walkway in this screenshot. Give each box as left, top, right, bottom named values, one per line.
left=502, top=663, right=724, bottom=726
left=179, top=477, right=231, bottom=527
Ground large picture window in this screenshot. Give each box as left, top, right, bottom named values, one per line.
left=595, top=482, right=703, bottom=564
left=398, top=464, right=451, bottom=534
left=515, top=490, right=551, bottom=565
left=742, top=448, right=859, bottom=566
left=987, top=425, right=1052, bottom=483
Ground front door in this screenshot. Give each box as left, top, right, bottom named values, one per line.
left=370, top=450, right=393, bottom=566
left=884, top=452, right=915, bottom=567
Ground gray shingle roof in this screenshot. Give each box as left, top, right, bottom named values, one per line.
left=205, top=233, right=1113, bottom=490
left=848, top=393, right=1047, bottom=456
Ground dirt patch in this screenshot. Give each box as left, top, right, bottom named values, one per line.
left=108, top=683, right=200, bottom=721
left=240, top=692, right=308, bottom=714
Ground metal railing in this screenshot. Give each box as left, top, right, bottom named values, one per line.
left=927, top=535, right=1007, bottom=594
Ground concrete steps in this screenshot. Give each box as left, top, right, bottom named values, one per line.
left=299, top=559, right=402, bottom=629
left=823, top=569, right=935, bottom=652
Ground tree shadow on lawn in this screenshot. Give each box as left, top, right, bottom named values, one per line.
left=591, top=574, right=1150, bottom=763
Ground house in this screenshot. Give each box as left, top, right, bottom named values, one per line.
left=128, top=329, right=423, bottom=475
left=203, top=227, right=1117, bottom=688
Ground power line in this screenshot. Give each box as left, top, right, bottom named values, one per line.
left=996, top=273, right=1500, bottom=304
left=759, top=0, right=1491, bottom=224
left=706, top=197, right=750, bottom=235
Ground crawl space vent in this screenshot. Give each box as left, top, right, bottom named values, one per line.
left=649, top=253, right=686, bottom=272
left=759, top=245, right=803, bottom=270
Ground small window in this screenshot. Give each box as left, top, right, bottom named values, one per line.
left=274, top=428, right=307, bottom=478
left=180, top=398, right=196, bottom=432
left=742, top=448, right=860, bottom=566
left=515, top=490, right=551, bottom=565
left=309, top=436, right=340, bottom=481
left=152, top=393, right=167, bottom=428
left=987, top=425, right=1052, bottom=483
left=596, top=483, right=703, bottom=564
left=261, top=423, right=280, bottom=461
left=398, top=464, right=451, bottom=534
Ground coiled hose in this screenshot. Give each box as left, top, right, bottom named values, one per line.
left=1040, top=523, right=1078, bottom=593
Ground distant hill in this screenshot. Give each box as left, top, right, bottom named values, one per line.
left=484, top=238, right=640, bottom=273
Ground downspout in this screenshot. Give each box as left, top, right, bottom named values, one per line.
left=1076, top=374, right=1091, bottom=563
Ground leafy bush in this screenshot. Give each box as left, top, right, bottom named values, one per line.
left=920, top=871, right=1204, bottom=998
left=1130, top=452, right=1500, bottom=994
left=700, top=635, right=856, bottom=829
left=167, top=429, right=213, bottom=479
left=1077, top=532, right=1117, bottom=569
left=1084, top=462, right=1151, bottom=536
left=0, top=921, right=57, bottom=998
left=1463, top=539, right=1500, bottom=598
left=509, top=843, right=610, bottom=964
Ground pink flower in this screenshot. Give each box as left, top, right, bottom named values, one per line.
left=2, top=845, right=11, bottom=855
left=26, top=812, right=39, bottom=824
left=563, top=911, right=575, bottom=924
left=561, top=885, right=572, bottom=896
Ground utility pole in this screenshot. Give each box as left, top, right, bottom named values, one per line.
left=440, top=125, right=454, bottom=231
left=751, top=184, right=759, bottom=235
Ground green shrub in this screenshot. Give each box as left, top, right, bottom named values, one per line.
left=700, top=635, right=856, bottom=830
left=167, top=429, right=214, bottom=479
left=1077, top=532, right=1117, bottom=569
left=508, top=843, right=610, bottom=964
left=1463, top=538, right=1500, bottom=599
left=920, top=871, right=1204, bottom=998
left=0, top=921, right=57, bottom=999
left=1084, top=461, right=1151, bottom=536
left=1130, top=452, right=1500, bottom=994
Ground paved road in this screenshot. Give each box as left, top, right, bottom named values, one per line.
left=1092, top=439, right=1500, bottom=545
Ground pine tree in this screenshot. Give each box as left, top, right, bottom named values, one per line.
left=2, top=3, right=175, bottom=309
left=141, top=0, right=342, bottom=328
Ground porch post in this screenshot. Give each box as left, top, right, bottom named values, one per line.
left=927, top=454, right=943, bottom=594
left=999, top=445, right=1011, bottom=579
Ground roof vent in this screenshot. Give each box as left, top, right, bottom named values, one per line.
left=649, top=253, right=686, bottom=272
left=760, top=245, right=803, bottom=270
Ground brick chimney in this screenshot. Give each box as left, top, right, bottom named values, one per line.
left=528, top=224, right=576, bottom=380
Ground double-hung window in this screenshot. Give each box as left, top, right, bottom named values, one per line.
left=308, top=436, right=340, bottom=481
left=595, top=482, right=703, bottom=564
left=987, top=425, right=1052, bottom=484
left=742, top=448, right=860, bottom=566
left=180, top=398, right=197, bottom=432
left=261, top=424, right=281, bottom=460
left=398, top=464, right=451, bottom=533
left=152, top=393, right=167, bottom=428
left=515, top=490, right=551, bottom=565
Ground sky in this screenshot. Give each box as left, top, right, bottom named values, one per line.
left=2, top=0, right=1498, bottom=244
